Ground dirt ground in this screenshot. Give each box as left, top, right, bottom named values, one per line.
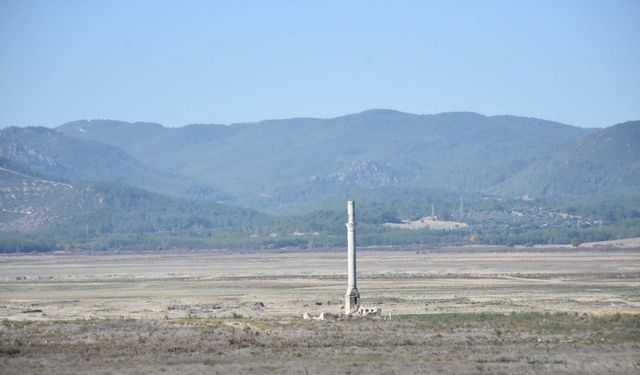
left=1, top=246, right=639, bottom=374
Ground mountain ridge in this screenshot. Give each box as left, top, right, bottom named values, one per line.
left=2, top=110, right=639, bottom=251
left=494, top=120, right=640, bottom=198
left=55, top=110, right=598, bottom=212
left=0, top=163, right=266, bottom=235
left=0, top=126, right=231, bottom=201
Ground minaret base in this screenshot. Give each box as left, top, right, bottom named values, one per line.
left=345, top=287, right=360, bottom=315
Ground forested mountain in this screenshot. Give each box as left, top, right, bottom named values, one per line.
left=57, top=110, right=596, bottom=211
left=0, top=126, right=229, bottom=201
left=2, top=110, right=639, bottom=251
left=0, top=163, right=268, bottom=251
left=494, top=121, right=640, bottom=198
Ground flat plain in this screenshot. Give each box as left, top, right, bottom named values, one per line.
left=1, top=246, right=639, bottom=374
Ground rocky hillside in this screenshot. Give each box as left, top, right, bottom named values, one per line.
left=0, top=126, right=229, bottom=201
left=0, top=164, right=266, bottom=235
left=0, top=165, right=79, bottom=232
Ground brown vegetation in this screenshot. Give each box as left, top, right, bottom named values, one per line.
left=0, top=312, right=638, bottom=374
left=0, top=247, right=639, bottom=373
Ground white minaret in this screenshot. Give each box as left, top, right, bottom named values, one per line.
left=345, top=200, right=360, bottom=314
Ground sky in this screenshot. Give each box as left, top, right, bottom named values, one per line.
left=1, top=0, right=639, bottom=128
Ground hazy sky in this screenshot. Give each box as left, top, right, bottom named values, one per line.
left=1, top=0, right=639, bottom=128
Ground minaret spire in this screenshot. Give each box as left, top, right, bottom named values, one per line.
left=345, top=200, right=360, bottom=314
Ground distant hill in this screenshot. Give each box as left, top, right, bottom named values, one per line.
left=3, top=111, right=640, bottom=250
left=57, top=110, right=596, bottom=211
left=0, top=165, right=78, bottom=232
left=0, top=126, right=230, bottom=201
left=0, top=165, right=266, bottom=236
left=494, top=121, right=640, bottom=198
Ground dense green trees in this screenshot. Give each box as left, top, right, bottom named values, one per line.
left=3, top=186, right=638, bottom=252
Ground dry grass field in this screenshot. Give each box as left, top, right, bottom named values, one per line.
left=1, top=246, right=639, bottom=374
